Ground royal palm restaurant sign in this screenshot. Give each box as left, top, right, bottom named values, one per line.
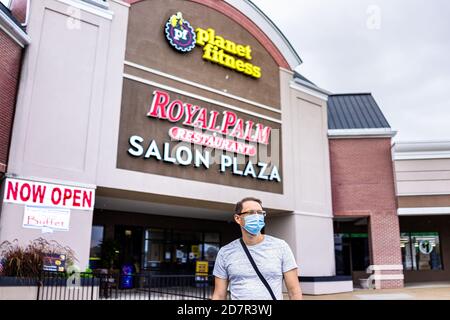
left=118, top=13, right=282, bottom=192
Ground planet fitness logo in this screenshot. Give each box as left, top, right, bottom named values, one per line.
left=165, top=12, right=196, bottom=53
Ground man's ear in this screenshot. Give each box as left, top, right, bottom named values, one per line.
left=233, top=214, right=241, bottom=225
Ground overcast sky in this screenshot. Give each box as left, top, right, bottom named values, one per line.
left=252, top=0, right=450, bottom=142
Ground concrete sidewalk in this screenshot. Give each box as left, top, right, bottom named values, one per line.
left=299, top=283, right=450, bottom=300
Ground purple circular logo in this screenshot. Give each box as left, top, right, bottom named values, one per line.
left=165, top=12, right=196, bottom=53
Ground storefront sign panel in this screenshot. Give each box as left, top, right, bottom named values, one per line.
left=164, top=12, right=262, bottom=79
left=117, top=79, right=283, bottom=194
left=43, top=254, right=67, bottom=272
left=125, top=0, right=281, bottom=110
left=23, top=205, right=70, bottom=232
left=3, top=178, right=95, bottom=210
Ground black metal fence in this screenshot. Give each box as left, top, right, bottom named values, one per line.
left=37, top=272, right=218, bottom=300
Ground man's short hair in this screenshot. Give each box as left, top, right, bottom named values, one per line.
left=235, top=197, right=263, bottom=215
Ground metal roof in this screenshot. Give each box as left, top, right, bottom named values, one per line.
left=294, top=71, right=316, bottom=86
left=327, top=93, right=391, bottom=130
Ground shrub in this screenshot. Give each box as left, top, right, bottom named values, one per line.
left=0, top=238, right=77, bottom=278
left=80, top=267, right=93, bottom=278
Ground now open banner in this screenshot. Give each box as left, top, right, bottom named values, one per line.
left=3, top=178, right=95, bottom=210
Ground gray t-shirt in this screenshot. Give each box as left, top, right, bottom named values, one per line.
left=213, top=235, right=298, bottom=300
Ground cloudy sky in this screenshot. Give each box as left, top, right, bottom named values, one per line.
left=252, top=0, right=450, bottom=142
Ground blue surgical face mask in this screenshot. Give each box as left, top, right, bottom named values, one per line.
left=243, top=214, right=265, bottom=236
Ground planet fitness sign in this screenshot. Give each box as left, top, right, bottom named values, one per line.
left=165, top=12, right=262, bottom=79
left=126, top=89, right=281, bottom=183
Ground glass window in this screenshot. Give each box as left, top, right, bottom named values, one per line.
left=141, top=228, right=221, bottom=274
left=143, top=229, right=165, bottom=270
left=143, top=241, right=165, bottom=269
left=89, top=225, right=104, bottom=259
left=173, top=230, right=202, bottom=242
left=401, top=233, right=414, bottom=270
left=334, top=234, right=351, bottom=275
left=401, top=232, right=442, bottom=271
left=144, top=228, right=165, bottom=240
left=333, top=233, right=370, bottom=273
left=204, top=233, right=220, bottom=243
left=202, top=243, right=219, bottom=262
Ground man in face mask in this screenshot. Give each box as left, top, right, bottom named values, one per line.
left=212, top=197, right=303, bottom=300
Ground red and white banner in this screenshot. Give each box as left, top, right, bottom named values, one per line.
left=3, top=178, right=95, bottom=210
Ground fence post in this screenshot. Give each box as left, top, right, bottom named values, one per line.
left=147, top=271, right=152, bottom=300
left=91, top=274, right=94, bottom=300
left=203, top=276, right=206, bottom=300
left=36, top=272, right=42, bottom=300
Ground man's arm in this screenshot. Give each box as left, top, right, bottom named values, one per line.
left=283, top=269, right=303, bottom=300
left=211, top=277, right=229, bottom=300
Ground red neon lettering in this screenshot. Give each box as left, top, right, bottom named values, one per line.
left=63, top=188, right=72, bottom=206
left=82, top=190, right=92, bottom=209
left=193, top=108, right=209, bottom=129
left=244, top=120, right=254, bottom=141
left=73, top=189, right=81, bottom=207
left=147, top=90, right=170, bottom=119
left=183, top=104, right=200, bottom=126
left=51, top=188, right=62, bottom=205
left=167, top=100, right=184, bottom=122
left=6, top=181, right=18, bottom=201
left=254, top=124, right=272, bottom=145
left=230, top=119, right=246, bottom=139
left=32, top=185, right=46, bottom=204
left=221, top=111, right=237, bottom=134
left=208, top=111, right=220, bottom=131
left=169, top=127, right=180, bottom=140
left=20, top=183, right=31, bottom=202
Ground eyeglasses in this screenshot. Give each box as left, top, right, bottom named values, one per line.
left=237, top=210, right=267, bottom=217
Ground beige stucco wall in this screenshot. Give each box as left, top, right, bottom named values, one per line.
left=1, top=0, right=130, bottom=270
left=0, top=200, right=93, bottom=271
left=95, top=67, right=332, bottom=214
left=267, top=213, right=336, bottom=277
left=267, top=71, right=335, bottom=277
left=394, top=142, right=450, bottom=197
left=395, top=158, right=450, bottom=196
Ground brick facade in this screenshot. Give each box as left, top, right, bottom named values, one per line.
left=0, top=27, right=23, bottom=173
left=329, top=138, right=403, bottom=289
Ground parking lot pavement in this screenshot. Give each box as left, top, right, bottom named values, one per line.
left=297, top=284, right=450, bottom=300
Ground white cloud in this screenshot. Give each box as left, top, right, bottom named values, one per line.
left=252, top=0, right=450, bottom=142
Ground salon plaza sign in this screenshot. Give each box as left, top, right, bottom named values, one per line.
left=126, top=89, right=281, bottom=183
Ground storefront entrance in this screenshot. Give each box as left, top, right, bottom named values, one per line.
left=90, top=209, right=239, bottom=275
left=400, top=215, right=449, bottom=283
left=112, top=226, right=221, bottom=274
left=334, top=218, right=370, bottom=285
left=115, top=226, right=144, bottom=272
